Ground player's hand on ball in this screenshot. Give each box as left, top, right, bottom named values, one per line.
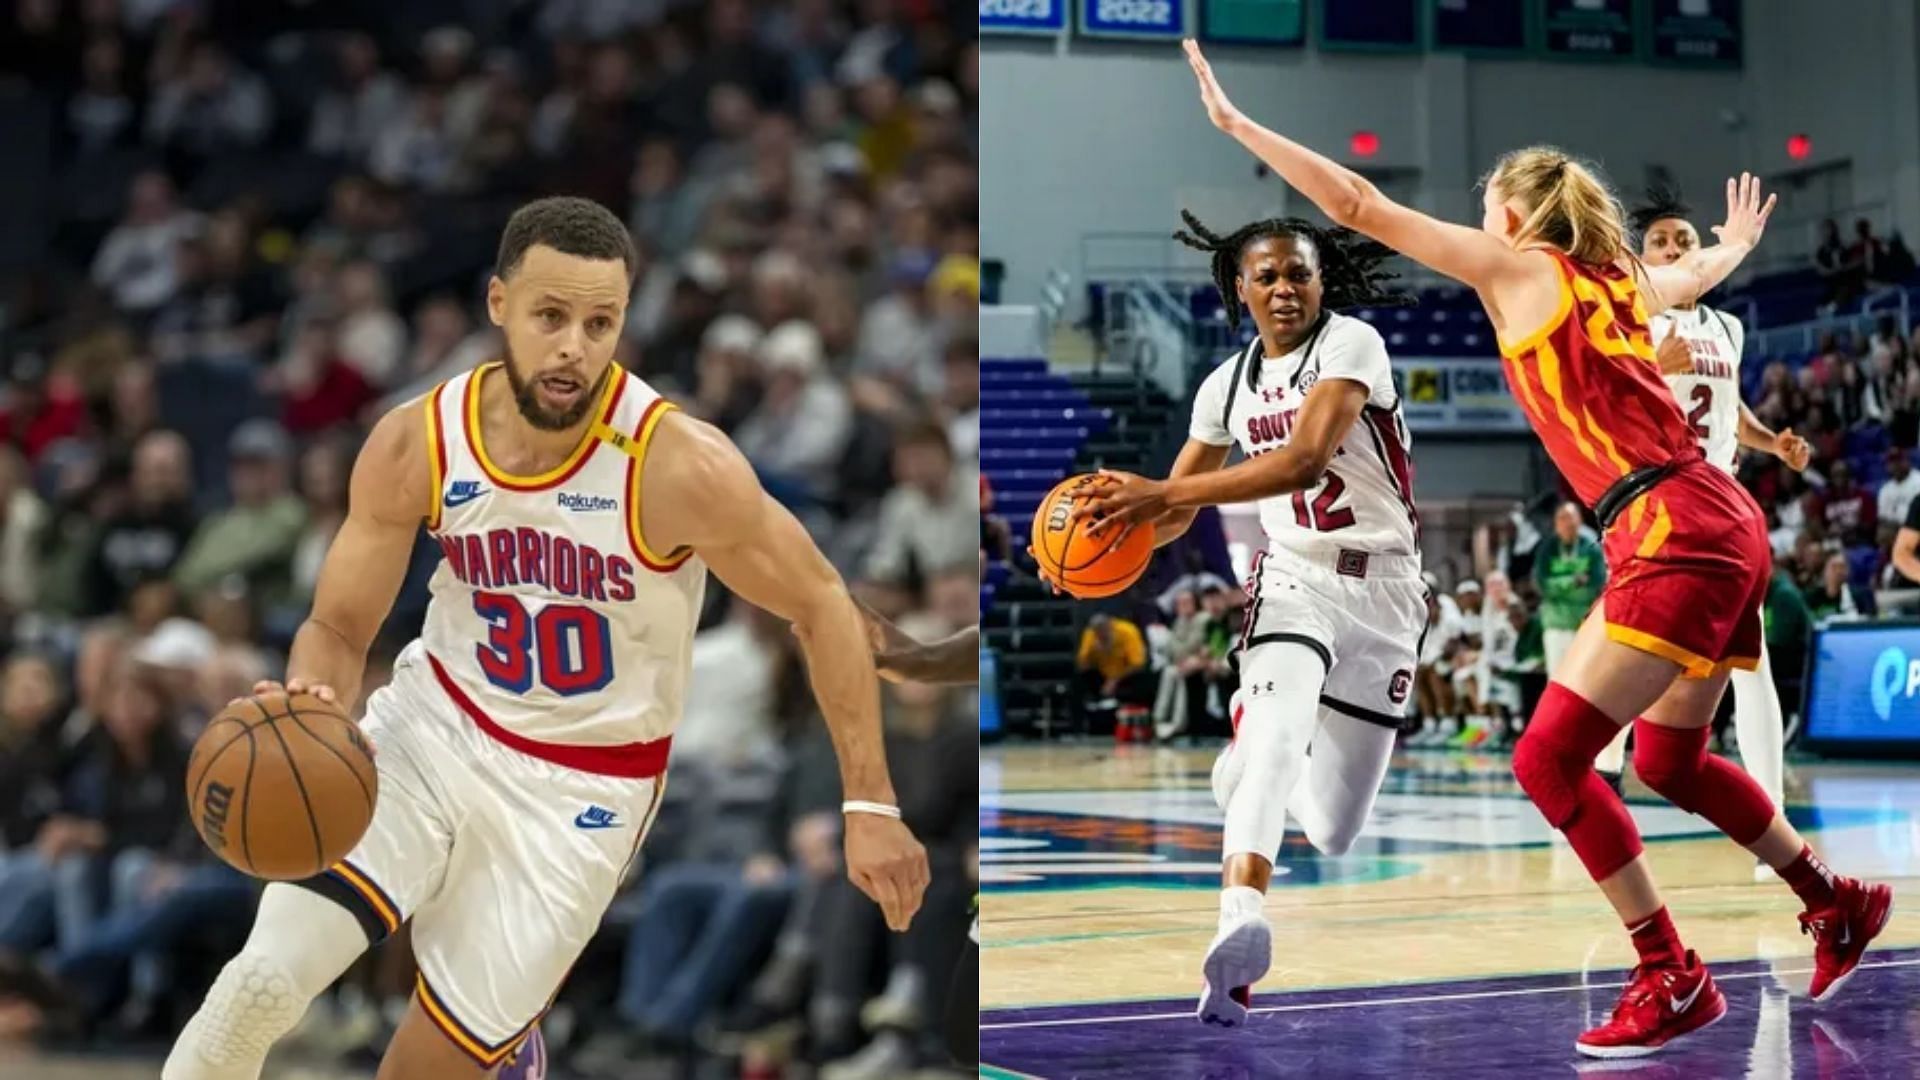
left=1183, top=40, right=1244, bottom=133
left=1712, top=172, right=1777, bottom=249
left=1655, top=324, right=1692, bottom=376
left=1025, top=546, right=1064, bottom=595
left=248, top=677, right=338, bottom=705
left=844, top=813, right=930, bottom=932
left=1774, top=428, right=1812, bottom=471
left=1073, top=470, right=1166, bottom=536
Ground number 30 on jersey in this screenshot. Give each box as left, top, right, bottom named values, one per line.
left=472, top=591, right=614, bottom=696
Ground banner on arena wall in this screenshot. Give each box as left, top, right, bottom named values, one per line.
left=1538, top=0, right=1636, bottom=59
left=1077, top=0, right=1186, bottom=39
left=981, top=0, right=1069, bottom=34
left=1647, top=0, right=1741, bottom=66
left=1391, top=358, right=1531, bottom=433
left=1315, top=0, right=1421, bottom=51
left=1198, top=0, right=1304, bottom=46
left=1804, top=622, right=1920, bottom=754
left=1430, top=0, right=1530, bottom=54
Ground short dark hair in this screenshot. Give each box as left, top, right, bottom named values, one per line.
left=495, top=197, right=637, bottom=280
left=1629, top=183, right=1692, bottom=238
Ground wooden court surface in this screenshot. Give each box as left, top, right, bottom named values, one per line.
left=980, top=740, right=1920, bottom=1077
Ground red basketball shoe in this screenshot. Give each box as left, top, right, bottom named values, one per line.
left=1575, top=952, right=1726, bottom=1058
left=1801, top=877, right=1894, bottom=1002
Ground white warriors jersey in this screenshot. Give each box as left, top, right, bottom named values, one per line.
left=1189, top=312, right=1419, bottom=558
left=416, top=361, right=706, bottom=746
left=1653, top=305, right=1746, bottom=474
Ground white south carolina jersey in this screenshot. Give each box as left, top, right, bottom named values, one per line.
left=1653, top=305, right=1746, bottom=474
left=1190, top=313, right=1420, bottom=558
left=417, top=361, right=707, bottom=746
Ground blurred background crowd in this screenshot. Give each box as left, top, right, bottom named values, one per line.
left=0, top=0, right=978, bottom=1077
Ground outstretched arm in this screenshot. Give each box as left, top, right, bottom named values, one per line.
left=1634, top=175, right=1777, bottom=311
left=1738, top=403, right=1810, bottom=470
left=858, top=601, right=980, bottom=685
left=1183, top=40, right=1529, bottom=294
left=647, top=413, right=929, bottom=931
left=1151, top=439, right=1232, bottom=547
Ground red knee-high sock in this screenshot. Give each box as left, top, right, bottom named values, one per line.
left=1777, top=845, right=1839, bottom=911
left=1512, top=683, right=1644, bottom=882
left=1627, top=906, right=1686, bottom=969
left=1631, top=720, right=1777, bottom=846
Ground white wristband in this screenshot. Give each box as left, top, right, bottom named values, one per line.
left=842, top=800, right=902, bottom=819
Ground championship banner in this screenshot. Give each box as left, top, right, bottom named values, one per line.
left=1315, top=0, right=1421, bottom=51
left=1539, top=0, right=1635, bottom=59
left=1804, top=621, right=1920, bottom=756
left=1648, top=0, right=1741, bottom=66
left=1431, top=0, right=1530, bottom=54
left=1199, top=0, right=1304, bottom=46
left=981, top=0, right=1070, bottom=34
left=1392, top=358, right=1531, bottom=433
left=1077, top=0, right=1186, bottom=38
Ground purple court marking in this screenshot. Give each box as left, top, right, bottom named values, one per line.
left=982, top=948, right=1920, bottom=1078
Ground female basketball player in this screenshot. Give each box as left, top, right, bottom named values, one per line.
left=1078, top=210, right=1427, bottom=1028
left=1582, top=188, right=1811, bottom=866
left=1087, top=41, right=1892, bottom=1058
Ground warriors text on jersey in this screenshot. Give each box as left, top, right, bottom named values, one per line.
left=419, top=361, right=706, bottom=751
left=1497, top=251, right=1701, bottom=509
left=1652, top=305, right=1746, bottom=473
left=1189, top=312, right=1419, bottom=557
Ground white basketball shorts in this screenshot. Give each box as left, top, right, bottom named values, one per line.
left=1237, top=544, right=1428, bottom=726
left=293, top=641, right=666, bottom=1069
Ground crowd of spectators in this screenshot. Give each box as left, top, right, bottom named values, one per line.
left=0, top=1, right=979, bottom=1077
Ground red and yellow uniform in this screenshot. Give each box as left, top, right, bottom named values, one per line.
left=1499, top=251, right=1769, bottom=677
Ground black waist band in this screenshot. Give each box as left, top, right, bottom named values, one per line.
left=1595, top=462, right=1678, bottom=530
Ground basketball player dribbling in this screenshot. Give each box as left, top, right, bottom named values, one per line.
left=1077, top=213, right=1425, bottom=1027
left=162, top=197, right=929, bottom=1080
left=1584, top=190, right=1811, bottom=880
left=1169, top=40, right=1891, bottom=1057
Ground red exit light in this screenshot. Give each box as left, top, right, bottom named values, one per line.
left=1787, top=134, right=1812, bottom=161
left=1350, top=130, right=1380, bottom=158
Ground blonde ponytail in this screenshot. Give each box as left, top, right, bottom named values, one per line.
left=1486, top=146, right=1628, bottom=267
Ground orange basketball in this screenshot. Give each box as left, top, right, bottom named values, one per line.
left=187, top=691, right=377, bottom=881
left=1030, top=474, right=1155, bottom=599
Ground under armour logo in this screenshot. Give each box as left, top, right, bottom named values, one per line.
left=1260, top=388, right=1283, bottom=403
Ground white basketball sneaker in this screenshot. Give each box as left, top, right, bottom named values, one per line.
left=1210, top=690, right=1248, bottom=811
left=1198, top=886, right=1270, bottom=1027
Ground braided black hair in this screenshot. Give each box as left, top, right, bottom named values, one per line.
left=1173, top=210, right=1412, bottom=334
left=1629, top=182, right=1692, bottom=238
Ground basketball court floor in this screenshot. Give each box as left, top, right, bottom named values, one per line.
left=979, top=741, right=1920, bottom=1078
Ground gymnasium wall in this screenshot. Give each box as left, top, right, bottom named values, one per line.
left=983, top=1, right=1920, bottom=313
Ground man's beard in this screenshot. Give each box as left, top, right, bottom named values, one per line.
left=501, top=349, right=610, bottom=432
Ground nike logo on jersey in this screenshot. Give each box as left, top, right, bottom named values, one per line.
left=444, top=481, right=489, bottom=508
left=1668, top=979, right=1705, bottom=1014
left=558, top=492, right=619, bottom=512
left=574, top=805, right=621, bottom=829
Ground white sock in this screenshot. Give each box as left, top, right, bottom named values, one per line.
left=1594, top=721, right=1630, bottom=775
left=1731, top=644, right=1785, bottom=809
left=1220, top=885, right=1264, bottom=923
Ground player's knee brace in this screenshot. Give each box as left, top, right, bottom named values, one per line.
left=1512, top=683, right=1643, bottom=880
left=163, top=950, right=308, bottom=1077
left=1632, top=718, right=1775, bottom=845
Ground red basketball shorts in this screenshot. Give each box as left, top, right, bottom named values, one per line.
left=1600, top=459, right=1770, bottom=679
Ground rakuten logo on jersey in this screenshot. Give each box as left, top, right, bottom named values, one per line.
left=558, top=492, right=619, bottom=512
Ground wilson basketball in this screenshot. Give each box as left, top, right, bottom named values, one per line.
left=1030, top=474, right=1155, bottom=599
left=187, top=692, right=377, bottom=881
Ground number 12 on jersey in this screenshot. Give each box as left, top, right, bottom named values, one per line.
left=473, top=592, right=614, bottom=696
left=1291, top=469, right=1356, bottom=532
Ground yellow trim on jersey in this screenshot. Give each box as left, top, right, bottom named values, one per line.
left=1502, top=355, right=1547, bottom=420
left=423, top=386, right=446, bottom=532
left=416, top=974, right=520, bottom=1066
left=1581, top=406, right=1634, bottom=480
left=1496, top=268, right=1575, bottom=358
left=465, top=361, right=620, bottom=488
left=609, top=399, right=694, bottom=571
left=330, top=861, right=399, bottom=934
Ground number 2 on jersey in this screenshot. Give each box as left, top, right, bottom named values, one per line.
left=1291, top=469, right=1357, bottom=532
left=473, top=591, right=613, bottom=696
left=1686, top=384, right=1713, bottom=441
